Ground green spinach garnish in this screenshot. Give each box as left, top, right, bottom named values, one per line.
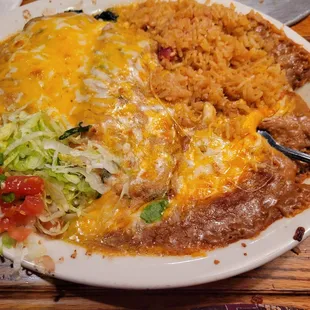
left=59, top=122, right=92, bottom=140
left=140, top=199, right=169, bottom=224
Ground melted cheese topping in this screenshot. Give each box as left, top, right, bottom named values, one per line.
left=173, top=115, right=267, bottom=202
left=0, top=12, right=296, bottom=253
left=0, top=14, right=103, bottom=120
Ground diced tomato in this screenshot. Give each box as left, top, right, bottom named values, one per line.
left=0, top=175, right=45, bottom=243
left=0, top=217, right=33, bottom=242
left=0, top=200, right=16, bottom=209
left=0, top=212, right=32, bottom=228
left=157, top=46, right=175, bottom=61
left=1, top=176, right=44, bottom=196
left=1, top=204, right=21, bottom=218
left=0, top=217, right=14, bottom=233
left=1, top=201, right=27, bottom=223
left=0, top=195, right=43, bottom=231
left=8, top=226, right=32, bottom=242
left=12, top=213, right=33, bottom=227
left=20, top=194, right=44, bottom=216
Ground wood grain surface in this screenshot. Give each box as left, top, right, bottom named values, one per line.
left=0, top=1, right=309, bottom=309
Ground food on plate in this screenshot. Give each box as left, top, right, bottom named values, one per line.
left=0, top=0, right=309, bottom=256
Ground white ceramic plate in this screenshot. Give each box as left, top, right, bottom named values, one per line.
left=2, top=0, right=310, bottom=289
left=0, top=0, right=22, bottom=14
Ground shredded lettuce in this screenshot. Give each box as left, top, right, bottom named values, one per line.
left=0, top=107, right=120, bottom=236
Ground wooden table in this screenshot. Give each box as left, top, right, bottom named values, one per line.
left=0, top=1, right=309, bottom=309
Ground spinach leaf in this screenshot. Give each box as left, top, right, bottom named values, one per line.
left=0, top=153, right=4, bottom=166
left=94, top=10, right=118, bottom=22
left=59, top=122, right=92, bottom=140
left=140, top=199, right=169, bottom=224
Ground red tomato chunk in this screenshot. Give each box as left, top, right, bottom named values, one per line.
left=1, top=176, right=44, bottom=196
left=0, top=176, right=45, bottom=242
left=8, top=227, right=32, bottom=242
